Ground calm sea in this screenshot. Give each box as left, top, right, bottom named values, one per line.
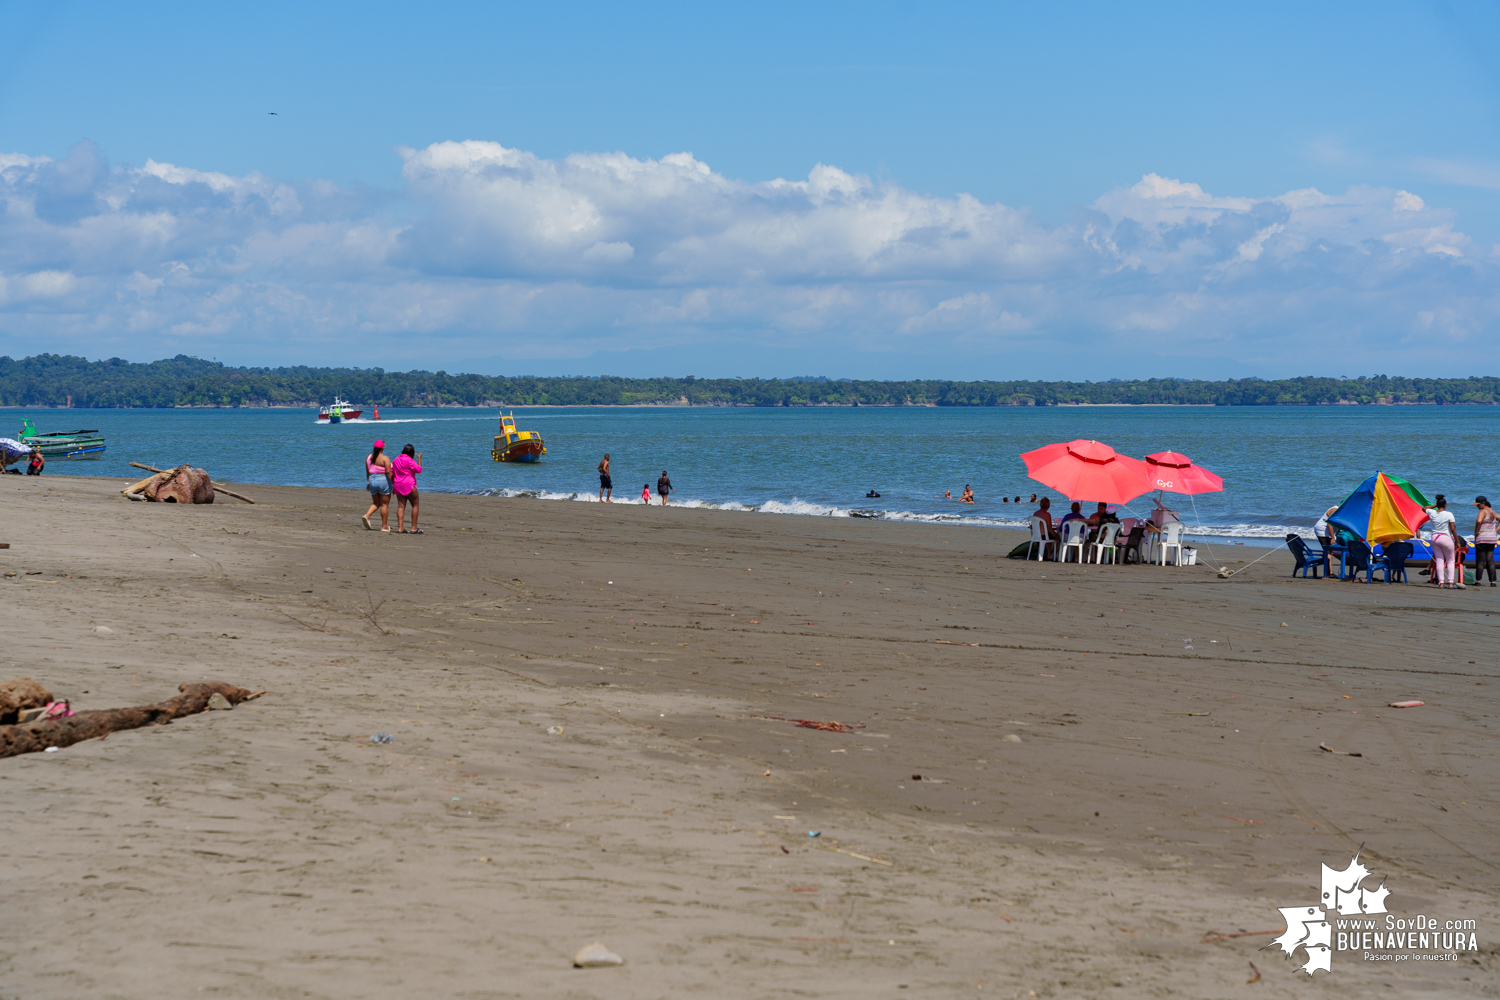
left=10, top=405, right=1495, bottom=548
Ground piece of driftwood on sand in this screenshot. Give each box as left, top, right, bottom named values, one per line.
left=0, top=682, right=264, bottom=758
left=124, top=463, right=257, bottom=504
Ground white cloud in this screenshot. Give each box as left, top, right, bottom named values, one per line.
left=0, top=139, right=1495, bottom=377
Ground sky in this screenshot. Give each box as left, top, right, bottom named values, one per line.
left=1, top=0, right=1497, bottom=380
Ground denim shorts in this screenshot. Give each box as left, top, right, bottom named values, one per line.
left=368, top=474, right=392, bottom=495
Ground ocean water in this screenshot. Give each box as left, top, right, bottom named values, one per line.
left=11, top=404, right=1497, bottom=548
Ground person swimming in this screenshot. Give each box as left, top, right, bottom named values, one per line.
left=865, top=490, right=881, bottom=498
left=959, top=485, right=974, bottom=504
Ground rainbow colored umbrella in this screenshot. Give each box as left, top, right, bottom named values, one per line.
left=1329, top=473, right=1431, bottom=544
left=1020, top=439, right=1155, bottom=505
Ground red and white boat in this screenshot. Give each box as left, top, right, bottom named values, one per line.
left=316, top=397, right=363, bottom=423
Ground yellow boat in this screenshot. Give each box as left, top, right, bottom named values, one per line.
left=491, top=411, right=546, bottom=463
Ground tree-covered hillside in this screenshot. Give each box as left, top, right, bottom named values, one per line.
left=1, top=354, right=1496, bottom=407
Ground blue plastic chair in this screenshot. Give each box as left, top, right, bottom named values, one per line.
left=1374, top=541, right=1412, bottom=583
left=1343, top=538, right=1377, bottom=583
left=1284, top=534, right=1324, bottom=578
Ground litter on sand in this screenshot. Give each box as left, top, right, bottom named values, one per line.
left=370, top=733, right=394, bottom=744
left=1389, top=700, right=1424, bottom=708
left=814, top=844, right=892, bottom=866
left=572, top=942, right=624, bottom=968
left=752, top=715, right=865, bottom=732
left=1319, top=743, right=1362, bottom=757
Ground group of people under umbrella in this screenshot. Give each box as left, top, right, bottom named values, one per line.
left=1292, top=472, right=1494, bottom=588
left=1018, top=439, right=1223, bottom=564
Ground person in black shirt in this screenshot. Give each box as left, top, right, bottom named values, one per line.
left=656, top=471, right=673, bottom=506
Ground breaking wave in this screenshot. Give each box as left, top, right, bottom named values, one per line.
left=448, top=487, right=1303, bottom=545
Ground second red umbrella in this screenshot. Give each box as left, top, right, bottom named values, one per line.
left=1142, top=451, right=1224, bottom=495
left=1020, top=439, right=1155, bottom=505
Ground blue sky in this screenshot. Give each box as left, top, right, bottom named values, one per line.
left=1, top=0, right=1497, bottom=379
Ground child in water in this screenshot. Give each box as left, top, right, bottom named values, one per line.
left=641, top=484, right=651, bottom=503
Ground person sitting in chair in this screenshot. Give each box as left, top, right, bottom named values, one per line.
left=1057, top=501, right=1087, bottom=534
left=1030, top=497, right=1058, bottom=540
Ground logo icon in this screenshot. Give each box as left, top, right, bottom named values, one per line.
left=1269, top=850, right=1388, bottom=974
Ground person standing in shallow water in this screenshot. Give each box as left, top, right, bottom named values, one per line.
left=657, top=470, right=673, bottom=506
left=362, top=439, right=394, bottom=532
left=598, top=454, right=613, bottom=502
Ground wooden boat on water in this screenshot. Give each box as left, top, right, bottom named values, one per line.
left=491, top=411, right=545, bottom=463
left=19, top=418, right=106, bottom=460
left=317, top=397, right=363, bottom=423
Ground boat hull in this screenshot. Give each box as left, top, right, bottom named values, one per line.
left=41, top=443, right=106, bottom=460
left=317, top=409, right=362, bottom=422
left=493, top=436, right=546, bottom=462
left=24, top=434, right=107, bottom=460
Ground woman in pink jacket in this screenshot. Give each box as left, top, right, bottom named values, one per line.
left=393, top=444, right=423, bottom=534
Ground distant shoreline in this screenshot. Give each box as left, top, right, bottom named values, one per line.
left=5, top=355, right=1499, bottom=408
left=0, top=401, right=1484, bottom=410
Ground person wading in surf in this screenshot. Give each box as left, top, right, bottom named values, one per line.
left=598, top=454, right=613, bottom=502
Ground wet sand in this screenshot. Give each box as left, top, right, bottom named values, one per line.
left=0, top=475, right=1495, bottom=998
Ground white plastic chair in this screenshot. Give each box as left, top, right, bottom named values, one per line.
left=1091, top=522, right=1122, bottom=565
left=1155, top=521, right=1186, bottom=566
left=1060, top=520, right=1089, bottom=563
left=1027, top=516, right=1057, bottom=561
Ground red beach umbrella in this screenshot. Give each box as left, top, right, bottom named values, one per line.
left=1142, top=451, right=1224, bottom=495
left=1020, top=439, right=1155, bottom=505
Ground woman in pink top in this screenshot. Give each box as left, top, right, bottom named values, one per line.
left=393, top=443, right=423, bottom=533
left=362, top=440, right=394, bottom=531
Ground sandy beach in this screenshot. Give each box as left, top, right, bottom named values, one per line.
left=0, top=475, right=1495, bottom=999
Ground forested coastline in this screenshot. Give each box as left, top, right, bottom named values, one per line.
left=1, top=354, right=1496, bottom=408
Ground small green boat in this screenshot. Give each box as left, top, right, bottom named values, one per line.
left=19, top=418, right=107, bottom=460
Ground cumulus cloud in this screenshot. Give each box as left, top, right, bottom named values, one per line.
left=0, top=140, right=1495, bottom=376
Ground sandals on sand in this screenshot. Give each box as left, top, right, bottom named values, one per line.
left=361, top=514, right=372, bottom=530
left=411, top=528, right=424, bottom=534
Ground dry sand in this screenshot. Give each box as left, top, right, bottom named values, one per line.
left=0, top=475, right=1495, bottom=999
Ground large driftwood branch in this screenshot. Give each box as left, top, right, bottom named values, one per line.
left=0, top=682, right=264, bottom=758
left=127, top=463, right=256, bottom=504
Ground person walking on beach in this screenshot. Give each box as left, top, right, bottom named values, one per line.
left=657, top=470, right=673, bottom=506
left=598, top=454, right=613, bottom=502
left=641, top=483, right=651, bottom=504
left=362, top=439, right=394, bottom=532
left=1475, top=496, right=1498, bottom=587
left=393, top=444, right=423, bottom=534
left=1424, top=494, right=1459, bottom=588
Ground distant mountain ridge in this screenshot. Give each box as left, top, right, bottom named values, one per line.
left=1, top=354, right=1495, bottom=408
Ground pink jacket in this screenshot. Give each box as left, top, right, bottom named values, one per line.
left=392, top=454, right=422, bottom=494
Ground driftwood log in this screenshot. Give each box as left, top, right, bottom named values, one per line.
left=126, top=463, right=256, bottom=504
left=0, top=682, right=263, bottom=758
left=0, top=678, right=54, bottom=724
left=148, top=464, right=215, bottom=504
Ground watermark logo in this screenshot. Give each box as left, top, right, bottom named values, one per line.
left=1270, top=849, right=1479, bottom=974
